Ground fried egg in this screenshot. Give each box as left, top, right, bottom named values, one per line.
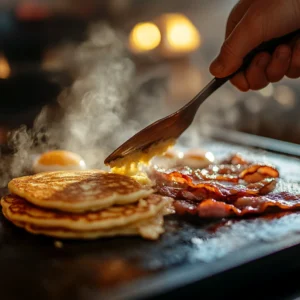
left=180, top=149, right=215, bottom=169
left=150, top=148, right=184, bottom=169
left=151, top=148, right=215, bottom=169
left=33, top=150, right=87, bottom=174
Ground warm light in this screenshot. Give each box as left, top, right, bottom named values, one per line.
left=164, top=14, right=200, bottom=53
left=0, top=54, right=11, bottom=79
left=129, top=22, right=161, bottom=53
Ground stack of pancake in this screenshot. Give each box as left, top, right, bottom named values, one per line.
left=1, top=170, right=174, bottom=240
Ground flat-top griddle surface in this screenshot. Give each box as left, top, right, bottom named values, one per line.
left=1, top=139, right=300, bottom=300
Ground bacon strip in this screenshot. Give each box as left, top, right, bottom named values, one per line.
left=174, top=192, right=300, bottom=218
left=152, top=154, right=292, bottom=218
left=239, top=164, right=279, bottom=183
left=156, top=178, right=277, bottom=202
left=220, top=153, right=250, bottom=165
left=152, top=162, right=278, bottom=185
left=153, top=162, right=279, bottom=201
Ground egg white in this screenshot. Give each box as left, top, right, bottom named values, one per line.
left=180, top=150, right=215, bottom=169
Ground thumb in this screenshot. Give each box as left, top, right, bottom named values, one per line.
left=210, top=9, right=264, bottom=78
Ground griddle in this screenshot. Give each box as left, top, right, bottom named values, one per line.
left=1, top=134, right=300, bottom=300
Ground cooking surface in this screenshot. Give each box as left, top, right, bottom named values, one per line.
left=1, top=139, right=300, bottom=300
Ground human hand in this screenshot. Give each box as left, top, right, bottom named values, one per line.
left=210, top=0, right=300, bottom=91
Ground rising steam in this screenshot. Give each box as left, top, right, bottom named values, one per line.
left=1, top=22, right=168, bottom=188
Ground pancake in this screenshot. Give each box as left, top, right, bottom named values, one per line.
left=8, top=170, right=153, bottom=213
left=1, top=194, right=174, bottom=233
left=4, top=215, right=166, bottom=240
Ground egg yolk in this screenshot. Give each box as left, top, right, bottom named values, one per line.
left=33, top=150, right=86, bottom=173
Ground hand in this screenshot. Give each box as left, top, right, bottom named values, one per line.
left=209, top=0, right=300, bottom=91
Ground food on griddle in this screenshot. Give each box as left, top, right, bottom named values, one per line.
left=108, top=138, right=176, bottom=185
left=151, top=153, right=300, bottom=218
left=173, top=193, right=300, bottom=218
left=1, top=194, right=174, bottom=240
left=8, top=170, right=153, bottom=213
left=152, top=148, right=215, bottom=170
left=33, top=150, right=87, bottom=173
left=179, top=149, right=215, bottom=169
left=151, top=148, right=183, bottom=169
left=2, top=170, right=174, bottom=240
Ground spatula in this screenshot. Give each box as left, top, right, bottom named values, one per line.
left=105, top=29, right=300, bottom=165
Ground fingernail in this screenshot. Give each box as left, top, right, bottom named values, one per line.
left=276, top=47, right=291, bottom=60
left=256, top=55, right=269, bottom=67
left=210, top=57, right=225, bottom=76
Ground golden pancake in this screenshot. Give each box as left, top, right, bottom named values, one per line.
left=8, top=170, right=153, bottom=213
left=5, top=215, right=166, bottom=240
left=1, top=194, right=174, bottom=232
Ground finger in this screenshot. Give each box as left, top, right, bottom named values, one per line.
left=225, top=0, right=253, bottom=38
left=210, top=5, right=265, bottom=78
left=245, top=52, right=271, bottom=90
left=266, top=45, right=291, bottom=82
left=230, top=72, right=249, bottom=92
left=286, top=39, right=300, bottom=78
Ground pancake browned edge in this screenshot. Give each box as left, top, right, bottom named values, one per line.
left=8, top=170, right=154, bottom=213
left=1, top=194, right=174, bottom=240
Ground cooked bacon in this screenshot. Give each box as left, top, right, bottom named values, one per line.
left=156, top=178, right=277, bottom=201
left=173, top=200, right=199, bottom=215
left=152, top=162, right=279, bottom=186
left=220, top=153, right=250, bottom=165
left=152, top=160, right=279, bottom=202
left=239, top=164, right=279, bottom=183
left=152, top=153, right=292, bottom=218
left=174, top=192, right=300, bottom=218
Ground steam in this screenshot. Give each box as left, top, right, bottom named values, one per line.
left=0, top=22, right=170, bottom=188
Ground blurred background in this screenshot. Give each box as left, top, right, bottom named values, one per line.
left=0, top=0, right=299, bottom=161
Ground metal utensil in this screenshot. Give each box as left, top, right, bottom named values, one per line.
left=105, top=30, right=300, bottom=165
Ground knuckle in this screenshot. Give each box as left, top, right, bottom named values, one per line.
left=221, top=41, right=242, bottom=59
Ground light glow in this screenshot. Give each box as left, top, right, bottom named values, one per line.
left=129, top=22, right=161, bottom=53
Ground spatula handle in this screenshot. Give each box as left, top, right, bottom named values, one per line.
left=218, top=29, right=300, bottom=83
